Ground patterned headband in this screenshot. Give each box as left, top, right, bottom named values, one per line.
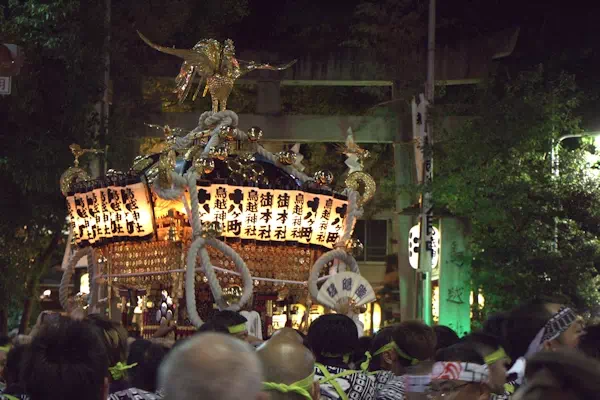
left=431, top=362, right=489, bottom=384
left=525, top=307, right=577, bottom=357
left=541, top=307, right=577, bottom=343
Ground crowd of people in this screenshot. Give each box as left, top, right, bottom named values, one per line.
left=0, top=297, right=599, bottom=400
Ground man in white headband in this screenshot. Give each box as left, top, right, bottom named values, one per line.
left=498, top=301, right=583, bottom=398
left=428, top=342, right=501, bottom=400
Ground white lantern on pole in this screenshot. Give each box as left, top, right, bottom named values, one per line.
left=409, top=224, right=440, bottom=270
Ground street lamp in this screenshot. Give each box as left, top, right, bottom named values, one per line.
left=550, top=131, right=600, bottom=249
left=551, top=131, right=600, bottom=177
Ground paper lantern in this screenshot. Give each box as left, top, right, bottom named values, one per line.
left=66, top=179, right=155, bottom=246
left=408, top=224, right=440, bottom=269
left=193, top=184, right=348, bottom=249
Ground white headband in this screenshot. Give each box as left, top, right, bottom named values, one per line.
left=431, top=362, right=489, bottom=384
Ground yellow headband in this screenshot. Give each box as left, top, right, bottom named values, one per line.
left=0, top=345, right=11, bottom=353
left=361, top=341, right=418, bottom=371
left=484, top=347, right=511, bottom=365
left=228, top=323, right=247, bottom=334
left=263, top=371, right=315, bottom=400
left=360, top=351, right=373, bottom=371
left=108, top=362, right=138, bottom=381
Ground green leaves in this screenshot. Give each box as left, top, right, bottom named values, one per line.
left=434, top=67, right=600, bottom=316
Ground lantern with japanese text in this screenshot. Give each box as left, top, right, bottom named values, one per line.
left=409, top=224, right=441, bottom=270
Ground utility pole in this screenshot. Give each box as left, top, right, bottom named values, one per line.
left=89, top=0, right=112, bottom=316
left=417, top=0, right=436, bottom=325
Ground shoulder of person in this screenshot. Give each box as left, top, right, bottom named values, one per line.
left=376, top=376, right=406, bottom=400
left=373, top=370, right=395, bottom=383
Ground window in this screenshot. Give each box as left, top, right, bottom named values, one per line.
left=353, top=220, right=388, bottom=262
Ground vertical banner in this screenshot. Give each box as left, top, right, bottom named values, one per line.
left=272, top=189, right=292, bottom=241
left=413, top=94, right=434, bottom=272
left=225, top=185, right=244, bottom=238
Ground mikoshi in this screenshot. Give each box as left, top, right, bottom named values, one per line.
left=58, top=34, right=377, bottom=337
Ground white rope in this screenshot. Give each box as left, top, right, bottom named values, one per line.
left=206, top=238, right=254, bottom=310
left=185, top=236, right=206, bottom=327
left=307, top=248, right=360, bottom=303
left=60, top=228, right=73, bottom=271
left=198, top=110, right=239, bottom=129
left=254, top=144, right=312, bottom=183
left=59, top=247, right=93, bottom=310
left=183, top=168, right=254, bottom=327
left=86, top=250, right=97, bottom=307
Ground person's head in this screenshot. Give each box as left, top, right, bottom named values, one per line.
left=307, top=314, right=358, bottom=366
left=578, top=323, right=600, bottom=360
left=461, top=332, right=510, bottom=394
left=434, top=326, right=460, bottom=352
left=514, top=348, right=600, bottom=400
left=504, top=300, right=583, bottom=361
left=158, top=332, right=266, bottom=400
left=196, top=319, right=230, bottom=334
left=390, top=321, right=437, bottom=375
left=20, top=318, right=109, bottom=400
left=211, top=310, right=249, bottom=341
left=482, top=312, right=507, bottom=339
left=271, top=328, right=304, bottom=344
left=258, top=336, right=319, bottom=400
left=430, top=342, right=491, bottom=400
left=2, top=343, right=28, bottom=393
left=351, top=336, right=372, bottom=369
left=365, top=326, right=395, bottom=372
left=127, top=339, right=166, bottom=393
left=85, top=314, right=128, bottom=370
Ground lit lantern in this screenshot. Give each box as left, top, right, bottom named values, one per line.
left=66, top=179, right=155, bottom=246
left=408, top=224, right=441, bottom=269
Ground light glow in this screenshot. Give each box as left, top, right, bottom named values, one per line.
left=67, top=181, right=155, bottom=246
left=79, top=273, right=90, bottom=295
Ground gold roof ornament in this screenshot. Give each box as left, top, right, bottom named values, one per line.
left=59, top=144, right=103, bottom=196
left=138, top=32, right=296, bottom=113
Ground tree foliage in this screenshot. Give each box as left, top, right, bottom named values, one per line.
left=434, top=66, right=600, bottom=316
left=0, top=0, right=107, bottom=333
left=0, top=0, right=252, bottom=333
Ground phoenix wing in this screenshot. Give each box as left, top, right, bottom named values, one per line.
left=236, top=59, right=297, bottom=79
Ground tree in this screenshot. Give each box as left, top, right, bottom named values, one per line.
left=0, top=0, right=107, bottom=334
left=0, top=0, right=253, bottom=333
left=433, top=66, right=600, bottom=317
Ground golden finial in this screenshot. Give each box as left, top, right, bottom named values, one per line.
left=138, top=32, right=296, bottom=113
left=69, top=143, right=103, bottom=167
left=60, top=144, right=103, bottom=196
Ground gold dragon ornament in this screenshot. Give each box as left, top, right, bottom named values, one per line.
left=138, top=32, right=296, bottom=113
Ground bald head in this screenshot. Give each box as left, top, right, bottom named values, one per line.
left=159, top=332, right=264, bottom=400
left=270, top=328, right=303, bottom=344
left=258, top=337, right=318, bottom=400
